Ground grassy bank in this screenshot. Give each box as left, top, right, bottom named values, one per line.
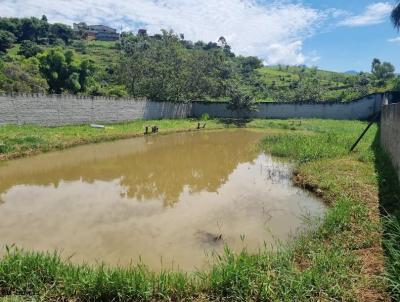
left=0, top=119, right=399, bottom=301
left=0, top=119, right=226, bottom=160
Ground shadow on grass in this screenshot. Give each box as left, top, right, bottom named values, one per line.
left=372, top=125, right=400, bottom=301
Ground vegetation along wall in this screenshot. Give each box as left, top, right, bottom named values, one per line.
left=0, top=93, right=388, bottom=126
left=381, top=102, right=400, bottom=181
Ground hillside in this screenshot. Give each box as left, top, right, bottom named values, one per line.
left=257, top=65, right=395, bottom=102
left=258, top=65, right=355, bottom=89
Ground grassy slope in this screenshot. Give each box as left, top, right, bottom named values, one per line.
left=76, top=40, right=120, bottom=68
left=257, top=65, right=354, bottom=90
left=7, top=41, right=120, bottom=67
left=0, top=119, right=398, bottom=301
left=257, top=65, right=395, bottom=100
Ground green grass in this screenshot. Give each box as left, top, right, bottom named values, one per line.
left=257, top=66, right=354, bottom=90
left=0, top=119, right=226, bottom=160
left=383, top=217, right=400, bottom=300
left=372, top=133, right=400, bottom=301
left=256, top=65, right=396, bottom=102
left=73, top=40, right=120, bottom=69
left=0, top=119, right=399, bottom=301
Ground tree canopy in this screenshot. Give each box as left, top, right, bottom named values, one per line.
left=371, top=58, right=395, bottom=81
left=0, top=30, right=16, bottom=53
left=119, top=30, right=258, bottom=102
left=38, top=48, right=95, bottom=94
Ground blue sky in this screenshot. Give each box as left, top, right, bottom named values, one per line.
left=1, top=0, right=399, bottom=72
left=302, top=0, right=400, bottom=72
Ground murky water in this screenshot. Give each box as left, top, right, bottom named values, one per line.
left=0, top=129, right=325, bottom=271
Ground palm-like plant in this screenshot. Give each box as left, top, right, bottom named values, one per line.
left=392, top=1, right=400, bottom=29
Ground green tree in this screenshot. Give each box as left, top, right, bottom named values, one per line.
left=371, top=58, right=395, bottom=81
left=38, top=48, right=93, bottom=94
left=392, top=76, right=400, bottom=91
left=49, top=23, right=74, bottom=45
left=0, top=30, right=16, bottom=52
left=19, top=17, right=43, bottom=42
left=0, top=18, right=21, bottom=37
left=78, top=59, right=96, bottom=91
left=18, top=40, right=42, bottom=58
left=0, top=16, right=49, bottom=44
left=237, top=56, right=263, bottom=75
left=227, top=87, right=257, bottom=115
left=38, top=48, right=70, bottom=93
left=120, top=30, right=235, bottom=101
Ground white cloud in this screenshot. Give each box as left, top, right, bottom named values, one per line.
left=265, top=41, right=310, bottom=65
left=0, top=0, right=326, bottom=65
left=388, top=37, right=400, bottom=43
left=338, top=2, right=392, bottom=27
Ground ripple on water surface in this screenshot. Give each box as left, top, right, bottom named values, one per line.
left=0, top=129, right=325, bottom=271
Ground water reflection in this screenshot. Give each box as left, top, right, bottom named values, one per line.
left=0, top=130, right=263, bottom=206
left=0, top=129, right=325, bottom=271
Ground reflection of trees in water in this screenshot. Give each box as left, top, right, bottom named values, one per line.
left=0, top=131, right=263, bottom=206
left=118, top=132, right=262, bottom=205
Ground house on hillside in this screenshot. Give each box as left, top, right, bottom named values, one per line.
left=73, top=22, right=119, bottom=41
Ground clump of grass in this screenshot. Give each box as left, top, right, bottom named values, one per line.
left=0, top=247, right=195, bottom=301
left=262, top=133, right=348, bottom=163
left=382, top=216, right=400, bottom=300
left=259, top=119, right=376, bottom=163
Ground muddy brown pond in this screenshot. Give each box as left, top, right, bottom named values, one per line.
left=0, top=129, right=325, bottom=271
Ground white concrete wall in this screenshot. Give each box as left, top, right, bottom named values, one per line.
left=0, top=93, right=387, bottom=126
left=381, top=102, right=400, bottom=182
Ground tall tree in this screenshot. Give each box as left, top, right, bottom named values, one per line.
left=38, top=48, right=94, bottom=94
left=371, top=58, right=395, bottom=80
left=49, top=23, right=74, bottom=45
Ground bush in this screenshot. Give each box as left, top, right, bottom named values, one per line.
left=0, top=30, right=15, bottom=52
left=18, top=40, right=42, bottom=58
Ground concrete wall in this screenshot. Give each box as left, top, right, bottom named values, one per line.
left=0, top=94, right=192, bottom=126
left=192, top=93, right=384, bottom=120
left=381, top=102, right=400, bottom=182
left=0, top=93, right=388, bottom=126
